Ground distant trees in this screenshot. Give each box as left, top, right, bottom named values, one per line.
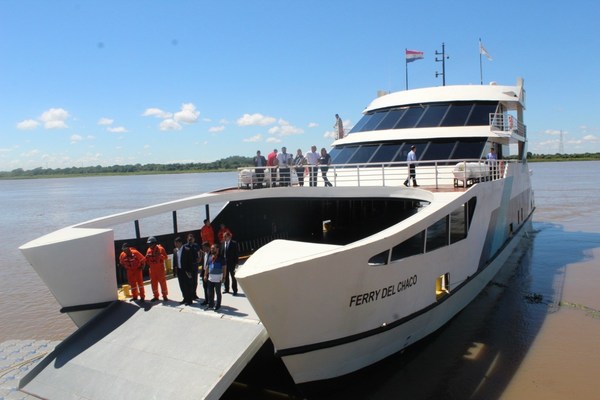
left=0, top=156, right=254, bottom=179
left=2, top=153, right=599, bottom=179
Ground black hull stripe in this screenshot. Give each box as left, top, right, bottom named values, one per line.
left=60, top=301, right=114, bottom=313
left=275, top=209, right=535, bottom=358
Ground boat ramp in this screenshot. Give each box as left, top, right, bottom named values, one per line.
left=17, top=278, right=268, bottom=400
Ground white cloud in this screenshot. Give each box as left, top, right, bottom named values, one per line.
left=174, top=103, right=200, bottom=124
left=98, top=117, right=114, bottom=126
left=39, top=108, right=69, bottom=129
left=22, top=149, right=41, bottom=158
left=308, top=122, right=318, bottom=128
left=266, top=136, right=281, bottom=143
left=243, top=134, right=262, bottom=142
left=323, top=130, right=336, bottom=139
left=544, top=129, right=562, bottom=136
left=107, top=126, right=128, bottom=133
left=209, top=125, right=225, bottom=133
left=237, top=113, right=276, bottom=126
left=582, top=134, right=598, bottom=142
left=142, top=108, right=172, bottom=119
left=159, top=119, right=182, bottom=131
left=143, top=144, right=150, bottom=149
left=70, top=134, right=83, bottom=143
left=219, top=118, right=230, bottom=124
left=268, top=124, right=304, bottom=136
left=16, top=119, right=39, bottom=130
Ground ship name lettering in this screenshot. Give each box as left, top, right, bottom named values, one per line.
left=348, top=275, right=418, bottom=307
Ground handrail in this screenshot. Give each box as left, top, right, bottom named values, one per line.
left=489, top=113, right=526, bottom=138
left=238, top=159, right=514, bottom=190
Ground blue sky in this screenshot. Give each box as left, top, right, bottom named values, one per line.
left=1, top=0, right=599, bottom=171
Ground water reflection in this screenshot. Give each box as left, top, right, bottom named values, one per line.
left=226, top=222, right=600, bottom=399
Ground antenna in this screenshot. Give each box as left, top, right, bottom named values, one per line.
left=435, top=42, right=449, bottom=86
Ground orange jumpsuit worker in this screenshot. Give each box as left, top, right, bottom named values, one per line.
left=145, top=236, right=168, bottom=302
left=200, top=219, right=215, bottom=246
left=119, top=243, right=146, bottom=302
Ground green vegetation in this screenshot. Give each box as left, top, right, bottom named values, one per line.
left=526, top=152, right=600, bottom=162
left=1, top=153, right=599, bottom=179
left=0, top=156, right=253, bottom=179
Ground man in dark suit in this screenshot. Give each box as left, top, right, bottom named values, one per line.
left=253, top=150, right=267, bottom=188
left=221, top=232, right=239, bottom=295
left=173, top=236, right=196, bottom=305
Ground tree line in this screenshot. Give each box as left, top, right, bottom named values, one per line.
left=0, top=156, right=253, bottom=179
left=1, top=153, right=599, bottom=179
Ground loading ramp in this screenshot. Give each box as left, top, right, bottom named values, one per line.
left=19, top=284, right=267, bottom=400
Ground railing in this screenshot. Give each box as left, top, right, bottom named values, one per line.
left=238, top=159, right=512, bottom=190
left=489, top=113, right=526, bottom=138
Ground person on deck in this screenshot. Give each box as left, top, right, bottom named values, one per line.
left=204, top=243, right=226, bottom=311
left=200, top=219, right=215, bottom=246
left=221, top=232, right=239, bottom=295
left=217, top=223, right=232, bottom=243
left=318, top=147, right=333, bottom=187
left=145, top=236, right=168, bottom=302
left=305, top=145, right=319, bottom=187
left=119, top=243, right=146, bottom=302
left=404, top=145, right=419, bottom=187
left=486, top=147, right=498, bottom=180
left=173, top=236, right=196, bottom=306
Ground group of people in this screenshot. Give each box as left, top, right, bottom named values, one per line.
left=253, top=145, right=333, bottom=188
left=118, top=221, right=239, bottom=313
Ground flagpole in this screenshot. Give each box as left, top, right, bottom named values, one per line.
left=479, top=38, right=483, bottom=85
left=405, top=48, right=408, bottom=90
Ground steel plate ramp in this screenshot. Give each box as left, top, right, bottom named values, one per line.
left=19, top=301, right=267, bottom=400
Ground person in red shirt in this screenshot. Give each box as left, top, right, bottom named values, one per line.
left=267, top=148, right=278, bottom=167
left=217, top=223, right=232, bottom=243
left=145, top=236, right=168, bottom=302
left=200, top=219, right=215, bottom=246
left=119, top=243, right=146, bottom=302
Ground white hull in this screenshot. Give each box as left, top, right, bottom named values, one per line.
left=280, top=218, right=531, bottom=383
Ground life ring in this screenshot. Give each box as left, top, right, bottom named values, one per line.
left=508, top=115, right=514, bottom=130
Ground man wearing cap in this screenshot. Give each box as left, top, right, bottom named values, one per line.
left=145, top=236, right=168, bottom=302
left=404, top=145, right=419, bottom=187
left=119, top=243, right=146, bottom=302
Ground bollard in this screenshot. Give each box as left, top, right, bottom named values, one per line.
left=165, top=258, right=172, bottom=275
left=122, top=284, right=132, bottom=298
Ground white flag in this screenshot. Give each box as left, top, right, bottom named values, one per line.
left=480, top=41, right=493, bottom=61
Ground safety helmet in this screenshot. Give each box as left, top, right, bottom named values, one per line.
left=147, top=236, right=157, bottom=244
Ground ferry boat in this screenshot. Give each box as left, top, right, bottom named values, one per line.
left=19, top=78, right=533, bottom=386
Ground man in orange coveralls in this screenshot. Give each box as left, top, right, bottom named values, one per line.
left=145, top=236, right=168, bottom=302
left=200, top=219, right=215, bottom=246
left=119, top=243, right=146, bottom=302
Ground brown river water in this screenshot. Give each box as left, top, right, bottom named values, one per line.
left=1, top=162, right=599, bottom=399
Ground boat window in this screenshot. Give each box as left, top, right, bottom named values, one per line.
left=348, top=145, right=379, bottom=164
left=450, top=204, right=468, bottom=244
left=361, top=111, right=389, bottom=131
left=391, top=230, right=425, bottom=261
left=394, top=106, right=423, bottom=129
left=349, top=114, right=371, bottom=133
left=377, top=108, right=407, bottom=130
left=452, top=139, right=487, bottom=160
left=368, top=250, right=389, bottom=266
left=417, top=104, right=449, bottom=128
left=466, top=197, right=477, bottom=230
left=421, top=141, right=456, bottom=162
left=393, top=143, right=424, bottom=162
left=441, top=103, right=474, bottom=126
left=466, top=102, right=498, bottom=126
left=330, top=146, right=359, bottom=164
left=371, top=143, right=402, bottom=164
left=426, top=216, right=449, bottom=252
